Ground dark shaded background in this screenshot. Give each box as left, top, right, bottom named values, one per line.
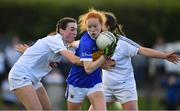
left=0, top=0, right=180, bottom=45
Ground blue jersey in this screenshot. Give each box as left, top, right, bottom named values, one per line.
left=66, top=32, right=102, bottom=88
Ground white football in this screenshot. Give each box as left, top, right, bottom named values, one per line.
left=96, top=31, right=116, bottom=50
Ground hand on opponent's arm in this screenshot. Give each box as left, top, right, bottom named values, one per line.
left=101, top=59, right=116, bottom=70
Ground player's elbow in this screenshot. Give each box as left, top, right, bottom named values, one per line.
left=85, top=70, right=92, bottom=74
left=84, top=68, right=93, bottom=74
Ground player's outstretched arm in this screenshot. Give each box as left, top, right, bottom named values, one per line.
left=139, top=47, right=180, bottom=64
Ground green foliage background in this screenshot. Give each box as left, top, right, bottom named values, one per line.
left=0, top=0, right=180, bottom=45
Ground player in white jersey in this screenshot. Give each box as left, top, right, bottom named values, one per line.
left=8, top=17, right=82, bottom=110
left=89, top=12, right=180, bottom=111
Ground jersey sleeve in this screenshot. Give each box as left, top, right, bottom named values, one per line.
left=126, top=41, right=139, bottom=57
left=119, top=35, right=141, bottom=48
left=45, top=34, right=67, bottom=53
left=115, top=40, right=139, bottom=58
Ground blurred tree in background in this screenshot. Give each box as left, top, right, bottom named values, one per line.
left=0, top=0, right=180, bottom=46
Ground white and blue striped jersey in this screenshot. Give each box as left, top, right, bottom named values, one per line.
left=67, top=32, right=102, bottom=88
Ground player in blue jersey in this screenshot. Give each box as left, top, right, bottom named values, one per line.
left=88, top=12, right=180, bottom=111
left=8, top=17, right=83, bottom=110
left=66, top=9, right=116, bottom=111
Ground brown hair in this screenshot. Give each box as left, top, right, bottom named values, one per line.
left=103, top=11, right=125, bottom=36
left=49, top=17, right=77, bottom=35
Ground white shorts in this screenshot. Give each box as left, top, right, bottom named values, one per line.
left=66, top=83, right=104, bottom=103
left=8, top=73, right=42, bottom=91
left=103, top=78, right=137, bottom=104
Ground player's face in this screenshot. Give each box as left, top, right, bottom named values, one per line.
left=62, top=22, right=77, bottom=43
left=86, top=18, right=102, bottom=39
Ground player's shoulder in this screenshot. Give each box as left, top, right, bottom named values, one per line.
left=118, top=35, right=132, bottom=44
left=80, top=33, right=94, bottom=44
left=46, top=33, right=62, bottom=39
left=43, top=33, right=63, bottom=42
left=117, top=38, right=129, bottom=46
left=118, top=35, right=140, bottom=48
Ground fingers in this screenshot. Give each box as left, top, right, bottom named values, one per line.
left=15, top=44, right=29, bottom=53
left=16, top=44, right=29, bottom=49
left=49, top=62, right=59, bottom=68
left=15, top=44, right=23, bottom=51
left=167, top=53, right=180, bottom=64
left=101, top=59, right=116, bottom=70
left=24, top=44, right=29, bottom=48
left=169, top=58, right=178, bottom=64
left=173, top=57, right=180, bottom=64
left=106, top=59, right=116, bottom=67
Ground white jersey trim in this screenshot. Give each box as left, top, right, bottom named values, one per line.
left=80, top=58, right=93, bottom=61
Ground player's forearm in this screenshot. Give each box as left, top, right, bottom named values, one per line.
left=69, top=56, right=82, bottom=66
left=84, top=56, right=105, bottom=74
left=139, top=47, right=167, bottom=59
left=60, top=50, right=82, bottom=66
left=73, top=57, right=83, bottom=66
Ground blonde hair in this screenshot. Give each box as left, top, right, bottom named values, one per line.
left=79, top=8, right=106, bottom=33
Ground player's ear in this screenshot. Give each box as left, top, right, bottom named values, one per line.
left=59, top=28, right=64, bottom=34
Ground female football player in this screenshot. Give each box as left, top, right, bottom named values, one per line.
left=8, top=17, right=81, bottom=110
left=89, top=11, right=180, bottom=111
left=66, top=9, right=116, bottom=111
